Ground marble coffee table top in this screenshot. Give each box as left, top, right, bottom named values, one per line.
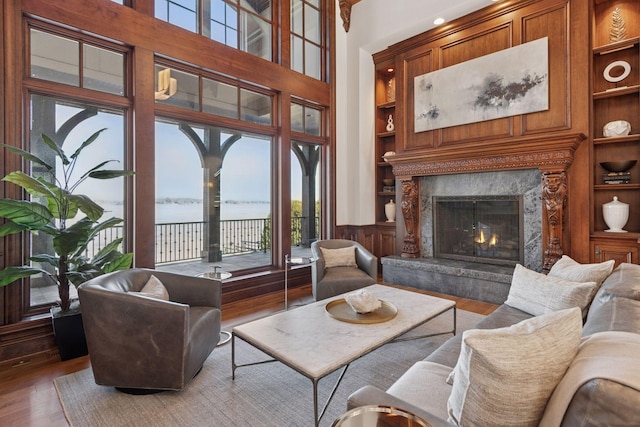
left=232, top=284, right=455, bottom=379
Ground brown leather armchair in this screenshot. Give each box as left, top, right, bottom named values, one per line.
left=78, top=268, right=221, bottom=393
left=311, top=239, right=378, bottom=300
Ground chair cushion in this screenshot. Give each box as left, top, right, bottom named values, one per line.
left=129, top=275, right=170, bottom=301
left=316, top=267, right=377, bottom=300
left=505, top=264, right=598, bottom=316
left=447, top=307, right=582, bottom=427
left=320, top=246, right=357, bottom=268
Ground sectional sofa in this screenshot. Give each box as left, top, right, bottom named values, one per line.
left=348, top=260, right=640, bottom=426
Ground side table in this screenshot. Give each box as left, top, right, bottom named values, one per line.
left=332, top=405, right=431, bottom=427
left=197, top=268, right=232, bottom=345
left=284, top=254, right=315, bottom=310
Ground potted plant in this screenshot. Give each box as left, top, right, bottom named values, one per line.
left=0, top=129, right=134, bottom=360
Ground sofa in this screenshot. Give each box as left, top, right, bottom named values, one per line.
left=78, top=269, right=222, bottom=392
left=348, top=260, right=640, bottom=426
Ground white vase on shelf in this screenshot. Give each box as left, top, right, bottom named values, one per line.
left=386, top=115, right=395, bottom=132
left=603, top=196, right=629, bottom=232
left=385, top=199, right=396, bottom=222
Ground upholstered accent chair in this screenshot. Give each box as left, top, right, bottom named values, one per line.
left=78, top=268, right=221, bottom=393
left=311, top=239, right=378, bottom=301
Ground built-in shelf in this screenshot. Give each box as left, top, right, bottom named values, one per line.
left=591, top=231, right=640, bottom=240
left=594, top=183, right=640, bottom=191
left=377, top=131, right=395, bottom=138
left=377, top=101, right=395, bottom=109
left=593, top=134, right=640, bottom=145
left=593, top=36, right=640, bottom=55
left=593, top=85, right=640, bottom=100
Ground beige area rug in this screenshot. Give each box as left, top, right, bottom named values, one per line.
left=55, top=309, right=483, bottom=427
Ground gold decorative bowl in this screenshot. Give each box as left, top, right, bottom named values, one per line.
left=600, top=160, right=637, bottom=172
left=382, top=179, right=394, bottom=186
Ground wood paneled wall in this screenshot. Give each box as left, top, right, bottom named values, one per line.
left=368, top=0, right=591, bottom=264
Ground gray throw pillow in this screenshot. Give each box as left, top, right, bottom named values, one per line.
left=129, top=274, right=170, bottom=301
left=505, top=264, right=598, bottom=316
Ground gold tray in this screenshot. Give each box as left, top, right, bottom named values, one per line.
left=325, top=299, right=397, bottom=324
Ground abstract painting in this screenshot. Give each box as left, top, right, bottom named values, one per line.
left=414, top=37, right=549, bottom=133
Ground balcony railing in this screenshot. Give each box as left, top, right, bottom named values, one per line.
left=86, top=216, right=318, bottom=264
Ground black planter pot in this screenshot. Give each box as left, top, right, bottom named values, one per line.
left=51, top=300, right=88, bottom=361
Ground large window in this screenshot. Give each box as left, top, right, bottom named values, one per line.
left=155, top=120, right=272, bottom=272
left=28, top=95, right=127, bottom=307
left=291, top=0, right=322, bottom=79
left=30, top=27, right=125, bottom=96
left=291, top=142, right=321, bottom=259
left=156, top=0, right=273, bottom=60
left=155, top=64, right=272, bottom=125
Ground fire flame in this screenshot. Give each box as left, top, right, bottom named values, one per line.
left=475, top=230, right=499, bottom=247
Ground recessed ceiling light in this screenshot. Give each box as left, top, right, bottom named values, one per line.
left=434, top=17, right=445, bottom=25
left=387, top=67, right=394, bottom=73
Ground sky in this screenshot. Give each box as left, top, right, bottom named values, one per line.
left=50, top=105, right=304, bottom=205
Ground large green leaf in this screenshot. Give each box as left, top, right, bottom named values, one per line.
left=69, top=194, right=104, bottom=221
left=86, top=217, right=123, bottom=242
left=103, top=253, right=133, bottom=273
left=28, top=254, right=60, bottom=268
left=46, top=190, right=78, bottom=220
left=90, top=238, right=124, bottom=266
left=88, top=170, right=135, bottom=179
left=41, top=134, right=70, bottom=165
left=0, top=144, right=53, bottom=171
left=2, top=171, right=57, bottom=199
left=0, top=199, right=53, bottom=229
left=67, top=265, right=103, bottom=287
left=53, top=218, right=94, bottom=256
left=70, top=128, right=106, bottom=160
left=0, top=266, right=51, bottom=287
left=0, top=221, right=29, bottom=237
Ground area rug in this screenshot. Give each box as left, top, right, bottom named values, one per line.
left=55, top=309, right=483, bottom=427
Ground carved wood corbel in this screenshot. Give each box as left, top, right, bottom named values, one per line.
left=400, top=178, right=420, bottom=257
left=338, top=0, right=352, bottom=32
left=541, top=171, right=567, bottom=272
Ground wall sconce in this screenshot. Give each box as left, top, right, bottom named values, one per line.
left=155, top=68, right=177, bottom=100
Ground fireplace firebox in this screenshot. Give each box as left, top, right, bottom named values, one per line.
left=434, top=196, right=524, bottom=266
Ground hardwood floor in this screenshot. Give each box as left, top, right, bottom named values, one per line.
left=0, top=283, right=496, bottom=427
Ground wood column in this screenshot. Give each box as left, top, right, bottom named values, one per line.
left=541, top=170, right=568, bottom=272
left=400, top=178, right=420, bottom=257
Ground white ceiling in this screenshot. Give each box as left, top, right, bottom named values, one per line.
left=352, top=0, right=495, bottom=54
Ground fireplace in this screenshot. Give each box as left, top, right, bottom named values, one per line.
left=433, top=195, right=524, bottom=266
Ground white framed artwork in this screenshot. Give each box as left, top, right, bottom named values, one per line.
left=414, top=37, right=549, bottom=133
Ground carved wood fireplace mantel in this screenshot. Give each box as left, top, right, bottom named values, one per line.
left=386, top=133, right=586, bottom=271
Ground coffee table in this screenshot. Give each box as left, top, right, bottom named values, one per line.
left=231, top=284, right=456, bottom=426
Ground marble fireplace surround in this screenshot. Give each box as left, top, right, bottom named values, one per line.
left=385, top=133, right=586, bottom=272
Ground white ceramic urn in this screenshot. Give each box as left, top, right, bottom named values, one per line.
left=603, top=196, right=629, bottom=232
left=385, top=199, right=396, bottom=222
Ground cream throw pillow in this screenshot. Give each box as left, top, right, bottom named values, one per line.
left=505, top=264, right=598, bottom=316
left=447, top=307, right=582, bottom=427
left=129, top=275, right=170, bottom=301
left=548, top=255, right=614, bottom=287
left=320, top=246, right=357, bottom=268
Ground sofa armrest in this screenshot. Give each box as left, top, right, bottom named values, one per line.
left=149, top=270, right=222, bottom=308
left=348, top=385, right=452, bottom=427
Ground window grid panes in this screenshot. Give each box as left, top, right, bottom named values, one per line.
left=155, top=62, right=273, bottom=126
left=291, top=102, right=321, bottom=136
left=29, top=94, right=127, bottom=307
left=30, top=28, right=125, bottom=96
left=154, top=119, right=273, bottom=271
left=290, top=0, right=323, bottom=80
left=157, top=0, right=272, bottom=60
